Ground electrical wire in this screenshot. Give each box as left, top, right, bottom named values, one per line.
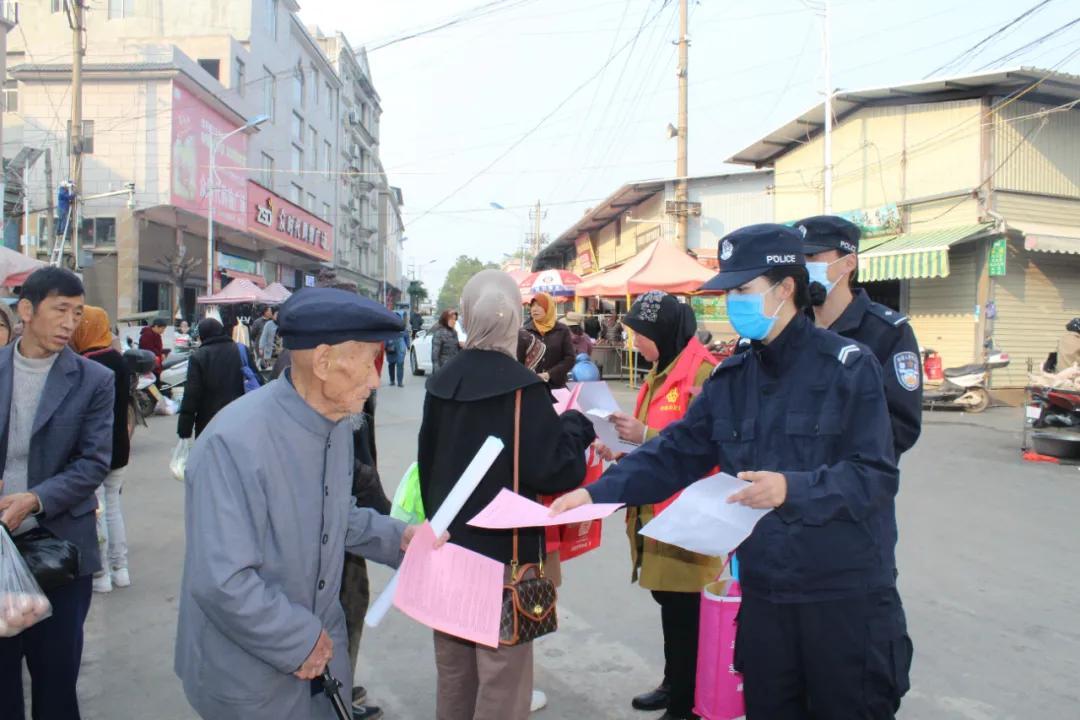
left=365, top=0, right=539, bottom=53
left=973, top=16, right=1080, bottom=71
left=404, top=0, right=675, bottom=230
left=923, top=0, right=1057, bottom=78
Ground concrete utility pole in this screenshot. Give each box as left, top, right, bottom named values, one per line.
left=822, top=0, right=833, bottom=214
left=674, top=0, right=689, bottom=250
left=44, top=148, right=54, bottom=249
left=69, top=0, right=85, bottom=267
left=528, top=200, right=546, bottom=259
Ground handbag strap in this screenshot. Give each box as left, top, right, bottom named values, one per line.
left=511, top=388, right=522, bottom=572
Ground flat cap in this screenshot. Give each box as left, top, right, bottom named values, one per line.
left=278, top=288, right=405, bottom=350
left=795, top=215, right=861, bottom=255
left=700, top=223, right=805, bottom=292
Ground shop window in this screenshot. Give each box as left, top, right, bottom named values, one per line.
left=3, top=81, right=17, bottom=113
left=94, top=217, right=116, bottom=246
left=140, top=281, right=169, bottom=313
left=265, top=0, right=278, bottom=39
left=234, top=58, right=246, bottom=96
left=198, top=59, right=221, bottom=81
left=108, top=0, right=134, bottom=19
left=262, top=66, right=275, bottom=120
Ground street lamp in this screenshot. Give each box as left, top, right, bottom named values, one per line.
left=490, top=201, right=529, bottom=271
left=206, top=114, right=270, bottom=293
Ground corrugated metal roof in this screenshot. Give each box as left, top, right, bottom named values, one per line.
left=535, top=170, right=773, bottom=265
left=859, top=223, right=996, bottom=281
left=728, top=67, right=1080, bottom=167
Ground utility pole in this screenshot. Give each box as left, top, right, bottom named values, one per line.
left=69, top=0, right=86, bottom=268
left=674, top=0, right=689, bottom=250
left=822, top=0, right=833, bottom=213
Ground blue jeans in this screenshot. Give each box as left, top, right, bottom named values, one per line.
left=388, top=358, right=405, bottom=385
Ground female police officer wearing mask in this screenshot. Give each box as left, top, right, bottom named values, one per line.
left=552, top=224, right=913, bottom=719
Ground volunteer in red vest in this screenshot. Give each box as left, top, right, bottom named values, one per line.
left=602, top=290, right=723, bottom=720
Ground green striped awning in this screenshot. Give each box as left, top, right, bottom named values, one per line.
left=859, top=224, right=995, bottom=282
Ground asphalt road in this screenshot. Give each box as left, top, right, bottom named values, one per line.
left=56, top=373, right=1080, bottom=720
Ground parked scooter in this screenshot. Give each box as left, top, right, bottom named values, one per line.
left=123, top=349, right=157, bottom=428
left=921, top=347, right=1010, bottom=413
left=160, top=348, right=190, bottom=396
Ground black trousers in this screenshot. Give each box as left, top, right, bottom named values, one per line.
left=733, top=588, right=913, bottom=720
left=651, top=590, right=701, bottom=718
left=0, top=575, right=93, bottom=720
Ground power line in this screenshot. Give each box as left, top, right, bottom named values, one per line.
left=404, top=0, right=675, bottom=230
left=973, top=16, right=1080, bottom=71
left=365, top=0, right=539, bottom=53
left=923, top=0, right=1057, bottom=78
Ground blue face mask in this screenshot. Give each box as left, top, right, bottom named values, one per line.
left=806, top=257, right=848, bottom=296
left=726, top=284, right=784, bottom=341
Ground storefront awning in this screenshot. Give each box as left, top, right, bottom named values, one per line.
left=1024, top=233, right=1080, bottom=255
left=858, top=224, right=995, bottom=282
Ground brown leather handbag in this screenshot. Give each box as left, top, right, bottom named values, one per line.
left=499, top=389, right=558, bottom=646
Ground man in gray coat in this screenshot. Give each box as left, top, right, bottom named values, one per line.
left=175, top=288, right=428, bottom=719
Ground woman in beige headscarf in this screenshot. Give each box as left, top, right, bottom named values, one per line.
left=417, top=270, right=597, bottom=720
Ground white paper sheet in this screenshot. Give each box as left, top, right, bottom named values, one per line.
left=365, top=436, right=505, bottom=628
left=638, top=472, right=771, bottom=558
left=585, top=409, right=642, bottom=455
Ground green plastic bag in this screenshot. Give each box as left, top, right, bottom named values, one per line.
left=390, top=462, right=425, bottom=524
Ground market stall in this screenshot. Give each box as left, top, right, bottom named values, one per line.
left=575, top=240, right=717, bottom=384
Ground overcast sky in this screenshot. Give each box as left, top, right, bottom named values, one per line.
left=296, top=0, right=1080, bottom=296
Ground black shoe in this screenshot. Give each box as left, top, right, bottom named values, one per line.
left=631, top=684, right=670, bottom=711
left=352, top=686, right=367, bottom=707
left=657, top=713, right=698, bottom=720
left=352, top=705, right=383, bottom=720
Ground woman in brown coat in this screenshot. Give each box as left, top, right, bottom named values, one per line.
left=522, top=292, right=575, bottom=389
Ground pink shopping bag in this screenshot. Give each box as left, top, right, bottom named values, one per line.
left=694, top=578, right=745, bottom=720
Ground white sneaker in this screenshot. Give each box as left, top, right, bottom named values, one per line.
left=92, top=573, right=113, bottom=593
left=530, top=689, right=547, bottom=713
left=112, top=567, right=131, bottom=588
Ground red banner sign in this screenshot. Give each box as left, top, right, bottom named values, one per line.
left=245, top=181, right=333, bottom=262
left=170, top=82, right=248, bottom=230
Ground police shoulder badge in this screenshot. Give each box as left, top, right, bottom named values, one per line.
left=720, top=239, right=734, bottom=261
left=893, top=351, right=921, bottom=392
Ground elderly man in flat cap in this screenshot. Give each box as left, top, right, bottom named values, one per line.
left=175, top=288, right=426, bottom=720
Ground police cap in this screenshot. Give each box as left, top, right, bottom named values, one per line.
left=277, top=287, right=405, bottom=350
left=700, top=223, right=805, bottom=292
left=795, top=215, right=861, bottom=255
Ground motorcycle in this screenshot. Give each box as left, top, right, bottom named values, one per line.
left=921, top=347, right=1010, bottom=413
left=160, top=348, right=191, bottom=396
left=123, top=349, right=157, bottom=429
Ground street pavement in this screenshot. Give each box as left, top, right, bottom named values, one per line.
left=65, top=373, right=1080, bottom=720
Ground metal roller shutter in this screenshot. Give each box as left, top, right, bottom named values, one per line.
left=907, top=246, right=977, bottom=373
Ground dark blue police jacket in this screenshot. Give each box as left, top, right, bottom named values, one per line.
left=825, top=289, right=922, bottom=458
left=588, top=314, right=899, bottom=602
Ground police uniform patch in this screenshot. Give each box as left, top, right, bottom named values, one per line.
left=893, top=351, right=921, bottom=391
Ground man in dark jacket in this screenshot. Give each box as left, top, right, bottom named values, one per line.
left=0, top=267, right=115, bottom=720
left=176, top=319, right=245, bottom=439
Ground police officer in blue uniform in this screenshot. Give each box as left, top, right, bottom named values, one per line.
left=797, top=215, right=923, bottom=456
left=552, top=224, right=912, bottom=719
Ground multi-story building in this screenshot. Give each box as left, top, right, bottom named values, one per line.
left=315, top=30, right=384, bottom=298
left=4, top=0, right=343, bottom=319
left=378, top=170, right=405, bottom=305
left=729, top=68, right=1080, bottom=387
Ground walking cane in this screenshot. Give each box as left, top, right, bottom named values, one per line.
left=321, top=669, right=352, bottom=720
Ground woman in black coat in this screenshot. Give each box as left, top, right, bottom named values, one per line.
left=418, top=270, right=596, bottom=720
left=522, top=292, right=575, bottom=389
left=177, top=318, right=246, bottom=439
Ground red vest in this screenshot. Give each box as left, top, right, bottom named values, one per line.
left=633, top=337, right=718, bottom=513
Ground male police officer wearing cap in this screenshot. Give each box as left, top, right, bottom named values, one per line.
left=176, top=288, right=436, bottom=720
left=552, top=224, right=911, bottom=719
left=798, top=215, right=922, bottom=457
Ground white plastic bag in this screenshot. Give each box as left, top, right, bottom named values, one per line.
left=0, top=526, right=52, bottom=637
left=170, top=438, right=193, bottom=482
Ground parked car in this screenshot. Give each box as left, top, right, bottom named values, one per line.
left=409, top=324, right=467, bottom=376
